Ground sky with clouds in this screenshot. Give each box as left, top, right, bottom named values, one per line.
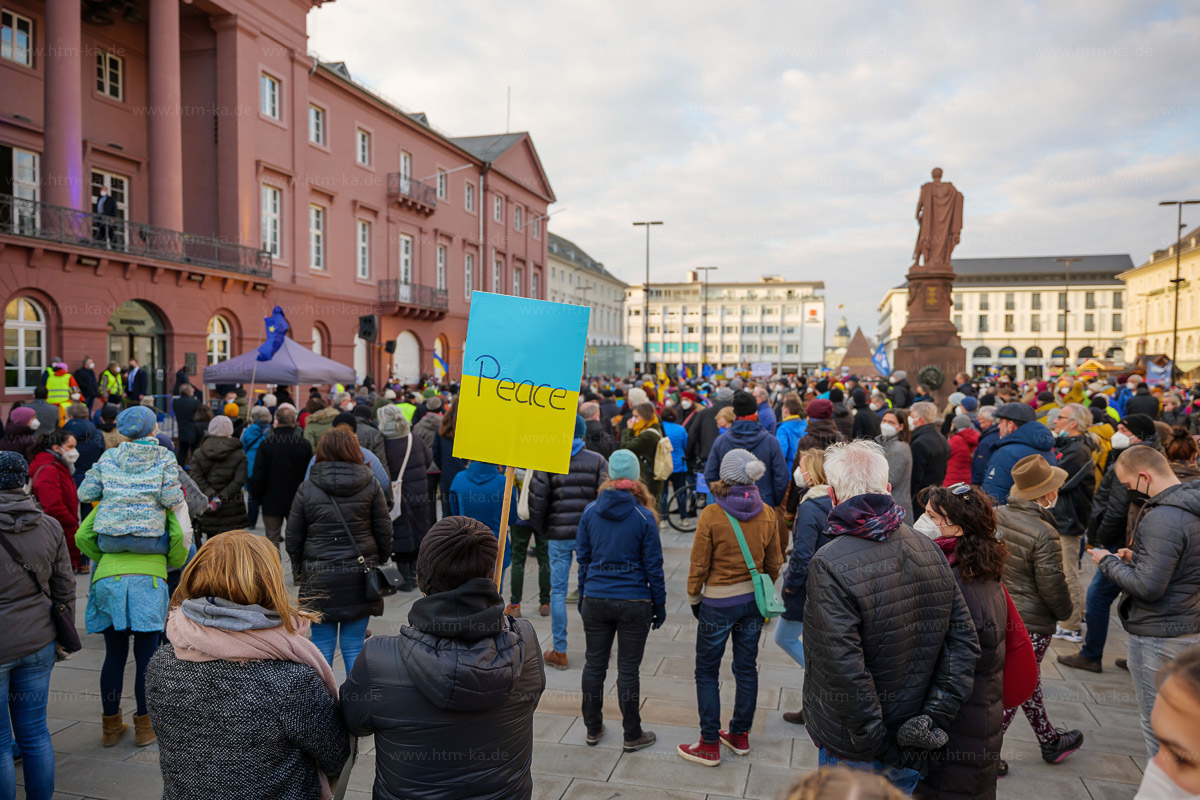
left=309, top=1, right=1200, bottom=339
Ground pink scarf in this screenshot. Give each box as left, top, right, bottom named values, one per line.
left=165, top=609, right=339, bottom=798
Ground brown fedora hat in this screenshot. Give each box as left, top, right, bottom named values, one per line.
left=1010, top=454, right=1068, bottom=501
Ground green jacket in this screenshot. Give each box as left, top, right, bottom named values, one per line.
left=75, top=507, right=188, bottom=584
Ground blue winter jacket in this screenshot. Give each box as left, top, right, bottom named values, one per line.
left=781, top=492, right=833, bottom=621
left=776, top=417, right=808, bottom=465
left=704, top=419, right=789, bottom=507
left=240, top=421, right=271, bottom=477
left=662, top=421, right=688, bottom=474
left=449, top=461, right=517, bottom=568
left=970, top=424, right=1001, bottom=486
left=576, top=490, right=666, bottom=606
left=62, top=417, right=104, bottom=486
left=982, top=421, right=1056, bottom=504
left=757, top=402, right=778, bottom=435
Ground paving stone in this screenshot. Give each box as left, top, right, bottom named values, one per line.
left=744, top=763, right=811, bottom=799
left=532, top=773, right=573, bottom=800
left=532, top=742, right=622, bottom=780
left=1082, top=779, right=1139, bottom=800
left=995, top=772, right=1091, bottom=800
left=609, top=750, right=750, bottom=796
left=561, top=777, right=706, bottom=799
left=535, top=712, right=578, bottom=743
left=792, top=737, right=820, bottom=769
left=41, top=753, right=163, bottom=800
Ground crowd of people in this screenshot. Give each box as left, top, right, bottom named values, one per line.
left=0, top=362, right=1198, bottom=799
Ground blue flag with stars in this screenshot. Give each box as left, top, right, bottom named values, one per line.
left=256, top=306, right=290, bottom=361
left=871, top=343, right=891, bottom=377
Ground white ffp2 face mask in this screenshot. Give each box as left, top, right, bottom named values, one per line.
left=27, top=418, right=40, bottom=431
left=793, top=466, right=807, bottom=487
left=913, top=514, right=943, bottom=539
left=880, top=422, right=899, bottom=438
left=1111, top=432, right=1131, bottom=450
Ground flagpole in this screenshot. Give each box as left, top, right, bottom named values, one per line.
left=247, top=363, right=256, bottom=422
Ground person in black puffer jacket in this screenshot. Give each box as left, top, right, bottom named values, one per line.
left=287, top=429, right=391, bottom=672
left=828, top=388, right=854, bottom=440
left=341, top=517, right=546, bottom=800
left=915, top=486, right=1008, bottom=800
left=377, top=404, right=435, bottom=591
left=189, top=415, right=248, bottom=540
left=247, top=405, right=313, bottom=550
left=803, top=440, right=979, bottom=794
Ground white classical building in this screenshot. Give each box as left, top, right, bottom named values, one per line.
left=546, top=233, right=626, bottom=346
left=625, top=272, right=826, bottom=373
left=878, top=255, right=1132, bottom=380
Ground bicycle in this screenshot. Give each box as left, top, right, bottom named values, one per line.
left=664, top=474, right=708, bottom=533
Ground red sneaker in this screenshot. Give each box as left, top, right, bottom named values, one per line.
left=676, top=740, right=721, bottom=766
left=718, top=730, right=749, bottom=755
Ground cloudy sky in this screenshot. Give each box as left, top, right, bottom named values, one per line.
left=310, top=1, right=1200, bottom=338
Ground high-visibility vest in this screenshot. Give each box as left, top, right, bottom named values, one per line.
left=45, top=372, right=73, bottom=406
left=100, top=370, right=121, bottom=396
left=398, top=402, right=416, bottom=422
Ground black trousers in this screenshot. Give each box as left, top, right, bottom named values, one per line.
left=580, top=596, right=652, bottom=741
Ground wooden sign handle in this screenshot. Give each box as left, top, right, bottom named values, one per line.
left=493, top=464, right=516, bottom=591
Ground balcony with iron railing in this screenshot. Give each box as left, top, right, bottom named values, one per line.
left=378, top=279, right=449, bottom=320
left=0, top=195, right=273, bottom=278
left=387, top=173, right=438, bottom=215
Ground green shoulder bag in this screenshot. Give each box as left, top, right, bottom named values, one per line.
left=722, top=511, right=785, bottom=619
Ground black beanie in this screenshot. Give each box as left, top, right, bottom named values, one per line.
left=979, top=393, right=995, bottom=406
left=332, top=411, right=358, bottom=431
left=418, top=516, right=499, bottom=596
left=829, top=387, right=844, bottom=403
left=732, top=390, right=757, bottom=417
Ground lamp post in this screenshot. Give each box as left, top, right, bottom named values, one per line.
left=632, top=221, right=663, bottom=372
left=1159, top=200, right=1200, bottom=373
left=696, top=266, right=718, bottom=377
left=1055, top=257, right=1081, bottom=376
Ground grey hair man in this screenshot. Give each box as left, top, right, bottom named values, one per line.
left=909, top=401, right=950, bottom=511
left=803, top=439, right=979, bottom=791
left=1049, top=402, right=1098, bottom=641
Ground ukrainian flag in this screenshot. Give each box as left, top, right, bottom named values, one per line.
left=455, top=293, right=590, bottom=474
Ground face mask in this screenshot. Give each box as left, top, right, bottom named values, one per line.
left=28, top=418, right=40, bottom=431
left=913, top=514, right=943, bottom=540
left=1040, top=495, right=1057, bottom=510
left=870, top=402, right=883, bottom=412
left=880, top=422, right=899, bottom=438
left=956, top=406, right=966, bottom=416
left=907, top=417, right=917, bottom=431
left=681, top=399, right=693, bottom=410
left=1055, top=428, right=1069, bottom=440
left=1111, top=432, right=1131, bottom=450
left=793, top=466, right=808, bottom=487
left=60, top=448, right=79, bottom=464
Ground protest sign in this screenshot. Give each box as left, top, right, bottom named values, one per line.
left=750, top=361, right=772, bottom=378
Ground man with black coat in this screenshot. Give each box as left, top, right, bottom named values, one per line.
left=803, top=440, right=979, bottom=791
left=685, top=386, right=732, bottom=471
left=172, top=383, right=201, bottom=466
left=73, top=357, right=99, bottom=410
left=599, top=389, right=620, bottom=437
left=889, top=370, right=913, bottom=409
left=341, top=517, right=545, bottom=800
left=850, top=388, right=882, bottom=441
left=248, top=405, right=313, bottom=550
left=579, top=401, right=614, bottom=459
left=1124, top=381, right=1160, bottom=419
left=909, top=401, right=950, bottom=516
left=1090, top=446, right=1200, bottom=756
left=1048, top=403, right=1097, bottom=642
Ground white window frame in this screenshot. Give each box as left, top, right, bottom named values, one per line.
left=436, top=169, right=448, bottom=200
left=260, top=185, right=281, bottom=258
left=493, top=195, right=503, bottom=223
left=531, top=271, right=539, bottom=299
left=513, top=206, right=522, bottom=231
left=464, top=253, right=474, bottom=301
left=11, top=147, right=37, bottom=232
left=311, top=326, right=324, bottom=356
left=308, top=104, right=326, bottom=145
left=356, top=128, right=371, bottom=166
left=493, top=258, right=503, bottom=293
left=356, top=219, right=371, bottom=280
left=2, top=9, right=33, bottom=66
left=436, top=244, right=447, bottom=291
left=260, top=72, right=280, bottom=119
left=399, top=233, right=413, bottom=283
left=309, top=204, right=325, bottom=270
left=532, top=216, right=540, bottom=239
left=465, top=182, right=475, bottom=212
left=398, top=151, right=412, bottom=193
left=97, top=50, right=123, bottom=100
left=207, top=315, right=232, bottom=365
left=513, top=266, right=522, bottom=297
left=91, top=169, right=129, bottom=245
left=3, top=297, right=45, bottom=392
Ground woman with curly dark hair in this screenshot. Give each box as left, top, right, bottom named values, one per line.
left=914, top=482, right=1008, bottom=800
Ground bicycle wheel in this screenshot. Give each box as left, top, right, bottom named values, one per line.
left=665, top=481, right=704, bottom=533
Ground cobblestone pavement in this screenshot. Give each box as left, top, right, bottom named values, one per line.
left=18, top=523, right=1144, bottom=800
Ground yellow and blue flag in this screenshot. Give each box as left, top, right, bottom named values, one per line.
left=454, top=293, right=590, bottom=474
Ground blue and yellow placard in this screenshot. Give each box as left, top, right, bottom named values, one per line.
left=454, top=292, right=590, bottom=474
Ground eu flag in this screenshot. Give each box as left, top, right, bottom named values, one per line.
left=871, top=343, right=891, bottom=377
left=256, top=306, right=290, bottom=361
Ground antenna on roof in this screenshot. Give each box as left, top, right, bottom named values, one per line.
left=506, top=86, right=511, bottom=133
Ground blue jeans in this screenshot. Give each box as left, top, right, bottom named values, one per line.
left=774, top=617, right=805, bottom=667
left=0, top=641, right=57, bottom=800
left=548, top=539, right=576, bottom=653
left=1079, top=569, right=1122, bottom=662
left=695, top=600, right=762, bottom=742
left=311, top=617, right=369, bottom=673
left=818, top=747, right=922, bottom=795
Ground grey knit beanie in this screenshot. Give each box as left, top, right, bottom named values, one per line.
left=719, top=448, right=766, bottom=485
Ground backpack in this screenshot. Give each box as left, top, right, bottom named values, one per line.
left=646, top=429, right=674, bottom=481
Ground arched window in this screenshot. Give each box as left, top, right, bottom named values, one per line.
left=1023, top=347, right=1041, bottom=359
left=312, top=326, right=324, bottom=356
left=1107, top=347, right=1125, bottom=363
left=999, top=346, right=1017, bottom=358
left=972, top=346, right=992, bottom=359
left=1052, top=346, right=1068, bottom=360
left=1077, top=346, right=1095, bottom=359
left=4, top=297, right=46, bottom=391
left=207, top=315, right=231, bottom=365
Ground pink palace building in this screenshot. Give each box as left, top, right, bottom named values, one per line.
left=0, top=0, right=556, bottom=400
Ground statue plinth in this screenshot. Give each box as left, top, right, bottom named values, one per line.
left=893, top=262, right=966, bottom=409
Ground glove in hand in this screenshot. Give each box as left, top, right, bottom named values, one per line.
left=896, top=715, right=948, bottom=751
left=651, top=603, right=666, bottom=630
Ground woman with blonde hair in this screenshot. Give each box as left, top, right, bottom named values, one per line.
left=784, top=766, right=907, bottom=800
left=146, top=531, right=350, bottom=800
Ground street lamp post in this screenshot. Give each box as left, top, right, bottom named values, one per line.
left=1055, top=257, right=1081, bottom=376
left=696, top=266, right=718, bottom=377
left=632, top=221, right=663, bottom=373
left=1159, top=200, right=1200, bottom=373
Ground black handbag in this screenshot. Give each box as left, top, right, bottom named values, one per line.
left=321, top=488, right=402, bottom=601
left=0, top=531, right=83, bottom=653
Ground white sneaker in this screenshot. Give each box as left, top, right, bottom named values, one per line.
left=1053, top=625, right=1083, bottom=643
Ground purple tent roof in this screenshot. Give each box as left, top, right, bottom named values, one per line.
left=201, top=337, right=356, bottom=386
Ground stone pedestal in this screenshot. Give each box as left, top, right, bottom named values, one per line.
left=893, top=265, right=966, bottom=409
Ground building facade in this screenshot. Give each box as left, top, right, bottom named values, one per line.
left=1118, top=225, right=1200, bottom=367
left=877, top=255, right=1132, bottom=379
left=546, top=233, right=625, bottom=346
left=0, top=0, right=554, bottom=402
left=625, top=273, right=825, bottom=373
